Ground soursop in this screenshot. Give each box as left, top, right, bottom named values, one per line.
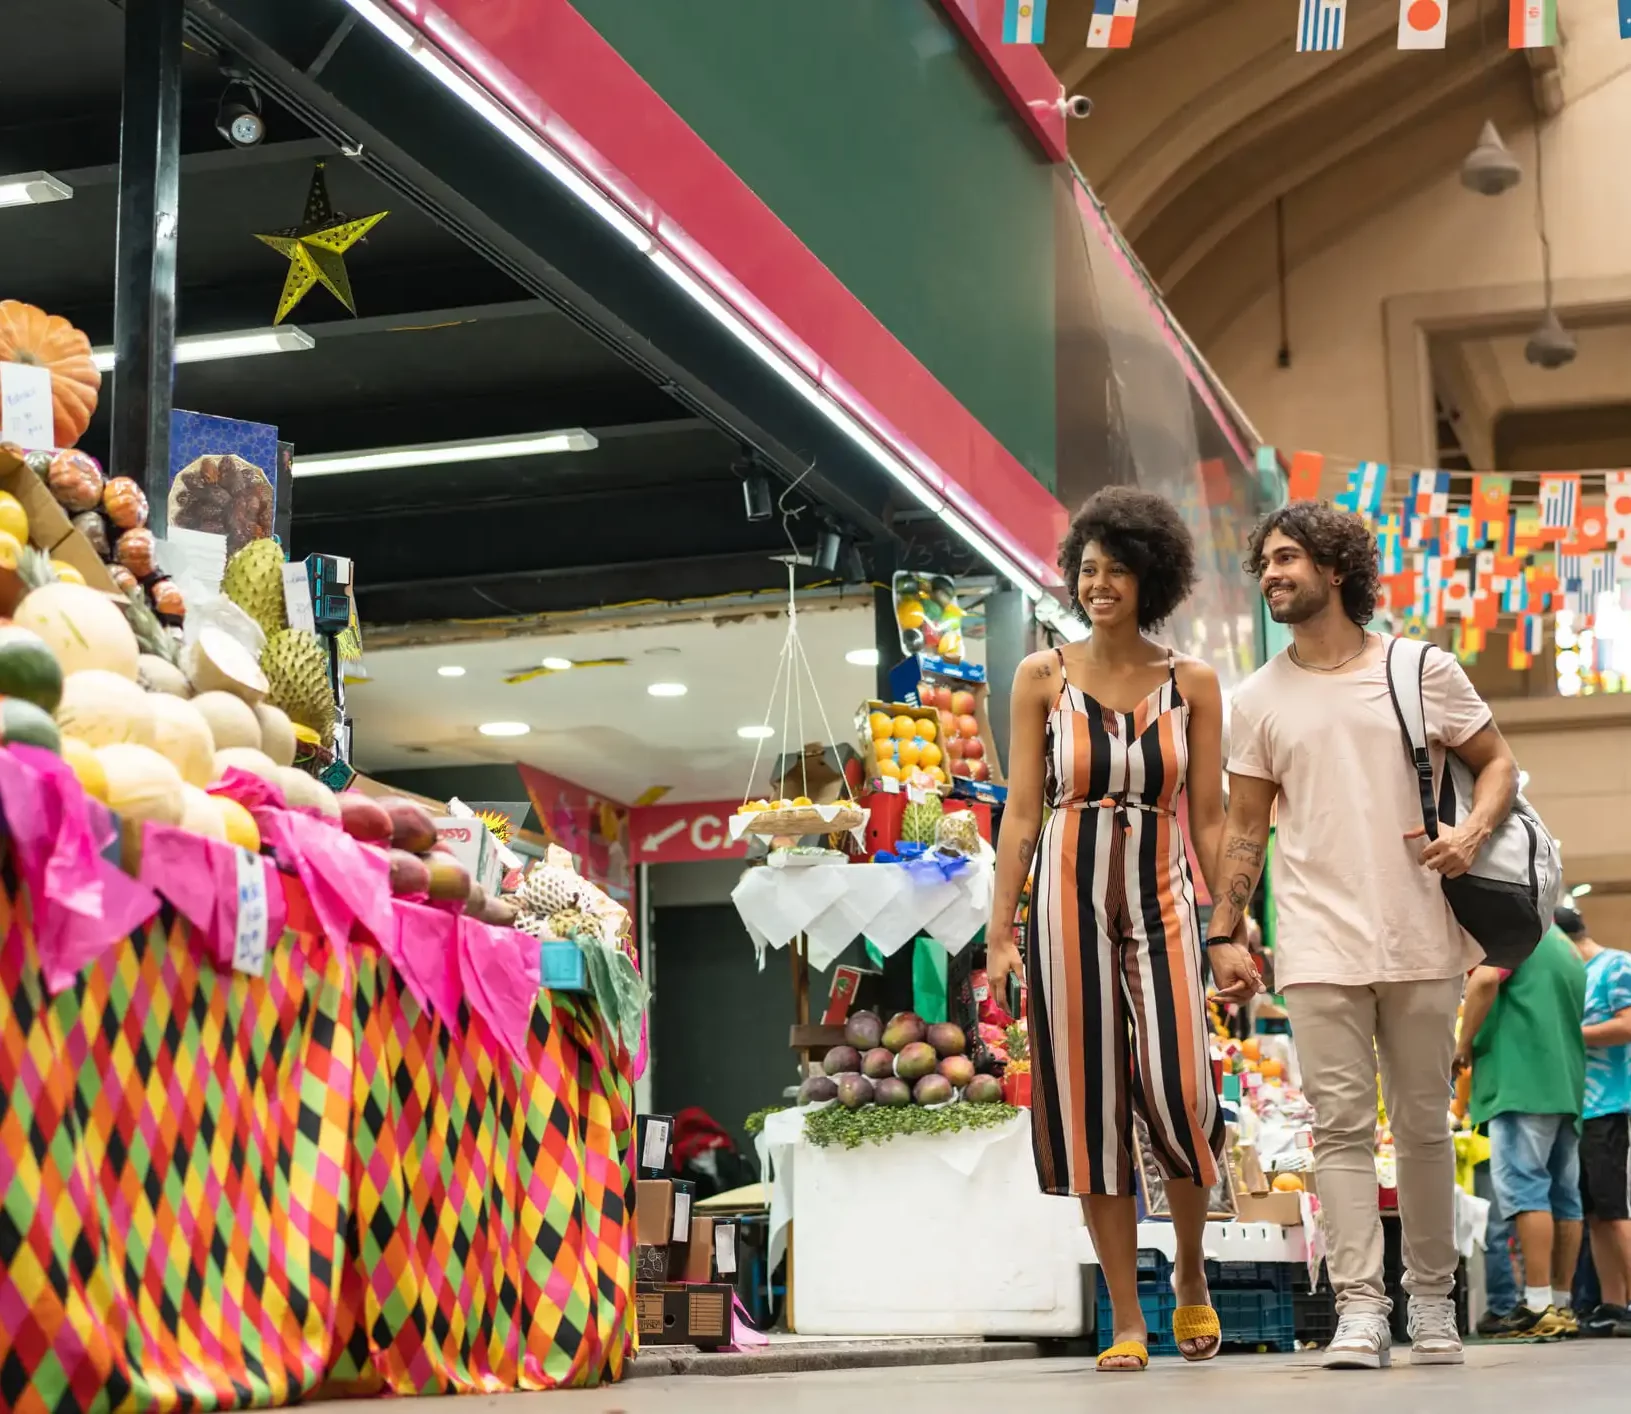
left=222, top=538, right=289, bottom=637
left=261, top=628, right=336, bottom=745
left=900, top=796, right=944, bottom=846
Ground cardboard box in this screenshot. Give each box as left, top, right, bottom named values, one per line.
left=855, top=700, right=950, bottom=796
left=711, top=1220, right=741, bottom=1283
left=634, top=1243, right=671, bottom=1286
left=681, top=1216, right=715, bottom=1284
left=0, top=446, right=121, bottom=613
left=636, top=1114, right=674, bottom=1178
left=432, top=817, right=503, bottom=896
left=767, top=741, right=864, bottom=806
left=1234, top=1191, right=1303, bottom=1226
left=635, top=1178, right=675, bottom=1246
left=635, top=1284, right=734, bottom=1348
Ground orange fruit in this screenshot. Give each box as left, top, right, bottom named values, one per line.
left=868, top=710, right=893, bottom=740
left=1261, top=1057, right=1284, bottom=1080
left=0, top=492, right=27, bottom=546
left=927, top=766, right=947, bottom=785
left=897, top=604, right=926, bottom=630
left=0, top=529, right=20, bottom=571
left=915, top=716, right=937, bottom=742
left=877, top=759, right=902, bottom=780
left=898, top=740, right=923, bottom=769
left=1271, top=1173, right=1305, bottom=1193
left=891, top=715, right=917, bottom=740
left=52, top=561, right=86, bottom=586
left=917, top=742, right=943, bottom=769
left=1242, top=1038, right=1261, bottom=1061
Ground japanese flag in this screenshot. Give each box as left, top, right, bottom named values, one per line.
left=1607, top=470, right=1631, bottom=544
left=1398, top=0, right=1449, bottom=49
left=1442, top=570, right=1473, bottom=618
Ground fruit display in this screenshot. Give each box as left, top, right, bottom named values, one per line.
left=891, top=570, right=968, bottom=662
left=800, top=1011, right=1003, bottom=1113
left=0, top=300, right=101, bottom=449
left=911, top=677, right=999, bottom=786
left=512, top=844, right=627, bottom=942
left=860, top=701, right=947, bottom=792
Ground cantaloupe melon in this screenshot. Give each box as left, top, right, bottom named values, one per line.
left=137, top=653, right=191, bottom=697
left=183, top=627, right=268, bottom=703
left=191, top=691, right=261, bottom=751
left=60, top=734, right=107, bottom=801
left=212, top=746, right=279, bottom=785
left=277, top=766, right=340, bottom=821
left=147, top=694, right=216, bottom=788
left=55, top=669, right=156, bottom=749
left=213, top=794, right=261, bottom=852
left=15, top=582, right=140, bottom=680
left=179, top=783, right=227, bottom=840
left=95, top=743, right=184, bottom=826
left=254, top=702, right=297, bottom=767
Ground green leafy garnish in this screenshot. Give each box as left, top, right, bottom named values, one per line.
left=803, top=1102, right=1020, bottom=1150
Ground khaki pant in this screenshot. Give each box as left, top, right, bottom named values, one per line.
left=1283, top=978, right=1463, bottom=1316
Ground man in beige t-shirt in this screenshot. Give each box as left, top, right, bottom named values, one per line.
left=1208, top=503, right=1518, bottom=1371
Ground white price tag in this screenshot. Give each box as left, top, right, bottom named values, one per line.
left=231, top=845, right=270, bottom=977
left=282, top=562, right=316, bottom=634
left=672, top=1189, right=692, bottom=1237
left=640, top=1117, right=670, bottom=1172
left=714, top=1222, right=738, bottom=1276
left=1, top=361, right=53, bottom=448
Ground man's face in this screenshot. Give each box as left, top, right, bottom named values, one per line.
left=1259, top=529, right=1336, bottom=625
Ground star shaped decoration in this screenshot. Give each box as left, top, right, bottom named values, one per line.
left=255, top=160, right=388, bottom=325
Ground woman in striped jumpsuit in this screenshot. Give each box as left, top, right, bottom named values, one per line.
left=987, top=487, right=1262, bottom=1371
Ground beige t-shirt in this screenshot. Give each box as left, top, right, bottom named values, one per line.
left=1227, top=638, right=1490, bottom=988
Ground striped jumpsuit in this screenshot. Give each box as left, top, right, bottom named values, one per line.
left=1026, top=649, right=1225, bottom=1197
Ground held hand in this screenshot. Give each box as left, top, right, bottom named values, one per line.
left=1207, top=941, right=1264, bottom=1006
left=1405, top=823, right=1486, bottom=878
left=986, top=935, right=1024, bottom=1014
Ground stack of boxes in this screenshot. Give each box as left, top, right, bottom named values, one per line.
left=632, top=1114, right=741, bottom=1350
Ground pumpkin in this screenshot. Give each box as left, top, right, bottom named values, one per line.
left=108, top=564, right=139, bottom=595
left=0, top=301, right=101, bottom=449
left=149, top=577, right=184, bottom=621
left=102, top=477, right=148, bottom=531
left=47, top=451, right=104, bottom=513
left=115, top=526, right=156, bottom=579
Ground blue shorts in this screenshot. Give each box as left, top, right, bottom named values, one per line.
left=1488, top=1111, right=1583, bottom=1222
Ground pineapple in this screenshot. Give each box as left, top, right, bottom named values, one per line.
left=935, top=810, right=980, bottom=857
left=262, top=628, right=336, bottom=745
left=222, top=538, right=289, bottom=637
left=900, top=797, right=944, bottom=846
left=547, top=907, right=595, bottom=940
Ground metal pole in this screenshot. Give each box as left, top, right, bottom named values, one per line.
left=111, top=0, right=183, bottom=535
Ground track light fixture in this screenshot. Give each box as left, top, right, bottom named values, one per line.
left=740, top=468, right=772, bottom=522
left=216, top=73, right=265, bottom=148
left=813, top=526, right=843, bottom=573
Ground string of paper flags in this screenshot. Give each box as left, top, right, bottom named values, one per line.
left=1002, top=1, right=1622, bottom=52
left=1260, top=447, right=1631, bottom=672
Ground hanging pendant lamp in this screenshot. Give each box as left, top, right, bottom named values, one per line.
left=1460, top=120, right=1522, bottom=196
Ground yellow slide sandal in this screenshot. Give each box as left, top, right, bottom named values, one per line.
left=1173, top=1304, right=1222, bottom=1362
left=1096, top=1340, right=1150, bottom=1372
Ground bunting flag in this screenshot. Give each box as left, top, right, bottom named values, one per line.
left=1340, top=460, right=1387, bottom=516
left=1607, top=470, right=1631, bottom=543
left=1002, top=0, right=1047, bottom=43
left=1475, top=549, right=1495, bottom=585
left=1450, top=507, right=1476, bottom=556
left=1398, top=0, right=1449, bottom=48
left=1471, top=587, right=1500, bottom=631
left=1508, top=0, right=1557, bottom=48
left=1297, top=0, right=1347, bottom=51
left=1472, top=473, right=1512, bottom=527
left=1523, top=613, right=1546, bottom=654
left=1513, top=507, right=1545, bottom=553
left=1622, top=0, right=1631, bottom=41
left=1508, top=633, right=1532, bottom=671
left=1538, top=473, right=1580, bottom=540
left=1561, top=502, right=1609, bottom=555
left=1559, top=551, right=1583, bottom=588
left=1377, top=515, right=1405, bottom=575
left=1584, top=551, right=1618, bottom=612
left=1503, top=573, right=1529, bottom=614
left=1086, top=0, right=1138, bottom=48
left=1287, top=450, right=1325, bottom=500
left=1442, top=569, right=1472, bottom=618
left=1411, top=469, right=1450, bottom=516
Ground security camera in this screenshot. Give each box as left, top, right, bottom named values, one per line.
left=1063, top=94, right=1094, bottom=120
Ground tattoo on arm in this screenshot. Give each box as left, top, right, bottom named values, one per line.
left=1225, top=873, right=1254, bottom=913
left=1224, top=837, right=1264, bottom=866
left=1015, top=836, right=1036, bottom=870
left=1030, top=660, right=1055, bottom=681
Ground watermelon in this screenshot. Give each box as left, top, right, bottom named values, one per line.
left=1, top=697, right=63, bottom=754
left=0, top=626, right=64, bottom=713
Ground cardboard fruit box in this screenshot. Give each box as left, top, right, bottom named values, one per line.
left=0, top=444, right=123, bottom=614
left=885, top=658, right=1005, bottom=803
left=855, top=699, right=950, bottom=796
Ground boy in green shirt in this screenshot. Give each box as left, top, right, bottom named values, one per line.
left=1456, top=923, right=1587, bottom=1339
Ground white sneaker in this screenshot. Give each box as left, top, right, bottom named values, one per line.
left=1322, top=1311, right=1393, bottom=1369
left=1407, top=1296, right=1465, bottom=1365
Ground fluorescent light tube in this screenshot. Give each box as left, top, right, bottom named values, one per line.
left=0, top=172, right=73, bottom=208
left=92, top=326, right=315, bottom=372
left=294, top=428, right=598, bottom=477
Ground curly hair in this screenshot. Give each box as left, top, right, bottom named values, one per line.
left=1245, top=502, right=1379, bottom=625
left=1058, top=486, right=1197, bottom=628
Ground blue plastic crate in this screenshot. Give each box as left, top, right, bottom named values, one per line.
left=539, top=940, right=588, bottom=993
left=1214, top=1285, right=1296, bottom=1351
left=1206, top=1259, right=1298, bottom=1294
left=1096, top=1276, right=1179, bottom=1357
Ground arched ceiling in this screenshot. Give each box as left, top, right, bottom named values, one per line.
left=1041, top=0, right=1543, bottom=329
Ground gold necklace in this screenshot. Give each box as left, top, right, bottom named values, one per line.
left=1291, top=631, right=1371, bottom=673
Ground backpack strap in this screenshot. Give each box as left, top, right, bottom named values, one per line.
left=1385, top=636, right=1439, bottom=841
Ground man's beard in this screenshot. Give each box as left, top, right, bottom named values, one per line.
left=1266, top=583, right=1329, bottom=624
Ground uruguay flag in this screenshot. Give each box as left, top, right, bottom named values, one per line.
left=1297, top=0, right=1347, bottom=52
left=1003, top=0, right=1047, bottom=43
left=1345, top=461, right=1387, bottom=517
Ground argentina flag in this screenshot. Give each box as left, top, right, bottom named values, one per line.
left=1297, top=0, right=1347, bottom=51
left=1003, top=0, right=1047, bottom=43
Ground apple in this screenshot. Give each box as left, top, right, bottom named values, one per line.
left=963, top=737, right=985, bottom=761
left=919, top=681, right=936, bottom=703
left=936, top=686, right=955, bottom=709
left=946, top=736, right=965, bottom=760
left=971, top=760, right=991, bottom=783
left=939, top=709, right=957, bottom=735
left=956, top=713, right=979, bottom=738
left=951, top=760, right=973, bottom=779
left=950, top=690, right=977, bottom=716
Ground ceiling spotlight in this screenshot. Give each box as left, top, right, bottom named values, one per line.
left=1524, top=308, right=1577, bottom=369
left=737, top=725, right=775, bottom=740
left=216, top=76, right=266, bottom=148
left=478, top=720, right=530, bottom=737
left=1460, top=120, right=1521, bottom=196
left=437, top=665, right=466, bottom=677
left=742, top=472, right=772, bottom=523
left=540, top=656, right=573, bottom=671
left=845, top=648, right=880, bottom=667
left=813, top=526, right=843, bottom=573
left=647, top=682, right=688, bottom=698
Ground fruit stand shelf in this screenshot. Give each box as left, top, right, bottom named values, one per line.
left=731, top=853, right=994, bottom=972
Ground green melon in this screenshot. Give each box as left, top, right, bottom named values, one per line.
left=0, top=626, right=64, bottom=713
left=1, top=697, right=63, bottom=754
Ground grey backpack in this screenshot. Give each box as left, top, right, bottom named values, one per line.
left=1384, top=637, right=1563, bottom=969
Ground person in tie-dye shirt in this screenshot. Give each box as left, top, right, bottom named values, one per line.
left=1557, top=905, right=1631, bottom=1338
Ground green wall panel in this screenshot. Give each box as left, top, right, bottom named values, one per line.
left=573, top=0, right=1058, bottom=490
